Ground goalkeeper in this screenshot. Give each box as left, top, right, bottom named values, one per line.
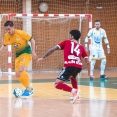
left=85, top=20, right=110, bottom=79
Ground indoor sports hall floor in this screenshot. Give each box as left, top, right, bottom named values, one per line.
left=0, top=70, right=117, bottom=117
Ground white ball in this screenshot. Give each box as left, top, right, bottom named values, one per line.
left=39, top=2, right=48, bottom=12
left=13, top=88, right=23, bottom=98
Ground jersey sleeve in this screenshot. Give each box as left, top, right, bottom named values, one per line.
left=87, top=29, right=93, bottom=38
left=3, top=34, right=11, bottom=46
left=20, top=30, right=32, bottom=41
left=103, top=29, right=107, bottom=38
left=57, top=40, right=66, bottom=50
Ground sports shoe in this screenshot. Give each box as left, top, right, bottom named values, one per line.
left=90, top=75, right=95, bottom=80
left=100, top=75, right=108, bottom=79
left=21, top=88, right=34, bottom=98
left=72, top=89, right=80, bottom=104
left=70, top=96, right=79, bottom=101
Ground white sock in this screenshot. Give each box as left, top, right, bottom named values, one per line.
left=71, top=88, right=77, bottom=93
left=90, top=60, right=96, bottom=76
left=100, top=59, right=106, bottom=75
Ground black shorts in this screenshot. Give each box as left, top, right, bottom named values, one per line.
left=57, top=66, right=82, bottom=82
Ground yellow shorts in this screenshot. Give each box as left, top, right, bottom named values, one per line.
left=15, top=53, right=32, bottom=72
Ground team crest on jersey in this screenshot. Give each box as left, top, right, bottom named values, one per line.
left=16, top=38, right=20, bottom=41
left=13, top=44, right=18, bottom=49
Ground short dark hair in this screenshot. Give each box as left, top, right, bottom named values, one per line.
left=95, top=20, right=100, bottom=22
left=69, top=30, right=81, bottom=40
left=4, top=21, right=14, bottom=27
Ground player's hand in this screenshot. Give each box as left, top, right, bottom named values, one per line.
left=37, top=58, right=43, bottom=63
left=16, top=71, right=21, bottom=77
left=32, top=52, right=38, bottom=59
left=107, top=48, right=110, bottom=54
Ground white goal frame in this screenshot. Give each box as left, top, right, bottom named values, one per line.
left=1, top=13, right=92, bottom=74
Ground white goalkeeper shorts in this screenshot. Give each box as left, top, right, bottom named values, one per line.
left=90, top=45, right=106, bottom=60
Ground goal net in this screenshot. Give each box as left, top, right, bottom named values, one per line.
left=0, top=14, right=92, bottom=74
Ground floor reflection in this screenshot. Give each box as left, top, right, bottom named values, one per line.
left=13, top=98, right=34, bottom=108
left=100, top=79, right=108, bottom=88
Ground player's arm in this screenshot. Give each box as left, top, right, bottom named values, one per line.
left=43, top=45, right=60, bottom=58
left=0, top=45, right=6, bottom=52
left=103, top=30, right=110, bottom=53
left=30, top=38, right=38, bottom=59
left=1, top=35, right=9, bottom=52
left=21, top=30, right=38, bottom=59
left=84, top=29, right=92, bottom=52
left=84, top=36, right=90, bottom=52
left=37, top=45, right=60, bottom=63
left=82, top=46, right=90, bottom=76
left=104, top=38, right=110, bottom=54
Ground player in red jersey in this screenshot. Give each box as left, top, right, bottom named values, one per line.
left=37, top=30, right=90, bottom=103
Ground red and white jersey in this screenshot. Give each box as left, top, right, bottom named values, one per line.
left=57, top=40, right=88, bottom=68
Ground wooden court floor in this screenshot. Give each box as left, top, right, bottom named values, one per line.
left=0, top=70, right=117, bottom=117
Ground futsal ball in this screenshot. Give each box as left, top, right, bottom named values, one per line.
left=13, top=88, right=23, bottom=98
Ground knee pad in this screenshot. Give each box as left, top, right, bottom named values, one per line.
left=101, top=59, right=106, bottom=65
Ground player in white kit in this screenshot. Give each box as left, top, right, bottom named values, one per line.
left=85, top=20, right=110, bottom=79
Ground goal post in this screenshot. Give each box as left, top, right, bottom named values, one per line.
left=0, top=13, right=92, bottom=74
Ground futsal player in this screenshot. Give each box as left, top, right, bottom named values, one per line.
left=0, top=21, right=38, bottom=97
left=37, top=30, right=90, bottom=103
left=85, top=20, right=110, bottom=79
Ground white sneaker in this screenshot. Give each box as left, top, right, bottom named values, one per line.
left=70, top=96, right=79, bottom=101
left=72, top=89, right=80, bottom=104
